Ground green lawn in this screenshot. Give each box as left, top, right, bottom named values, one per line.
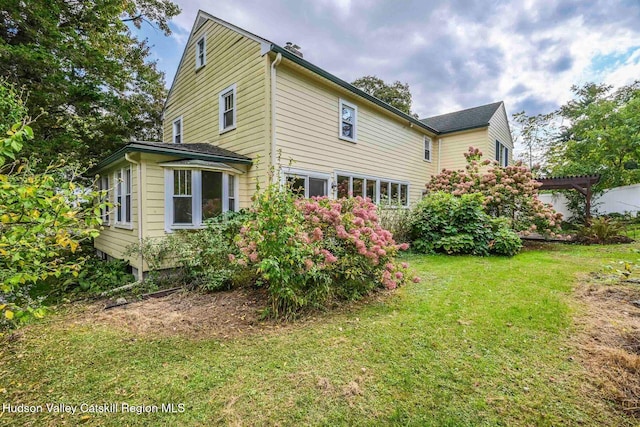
left=1, top=243, right=639, bottom=426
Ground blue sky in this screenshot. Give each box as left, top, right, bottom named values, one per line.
left=136, top=0, right=640, bottom=150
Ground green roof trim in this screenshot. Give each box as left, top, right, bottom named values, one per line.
left=92, top=142, right=252, bottom=173
left=269, top=44, right=440, bottom=135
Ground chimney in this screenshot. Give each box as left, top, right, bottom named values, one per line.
left=284, top=42, right=303, bottom=58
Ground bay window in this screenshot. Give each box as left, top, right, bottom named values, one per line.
left=165, top=168, right=238, bottom=230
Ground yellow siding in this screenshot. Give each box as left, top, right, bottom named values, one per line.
left=93, top=158, right=142, bottom=271
left=439, top=128, right=489, bottom=171
left=163, top=19, right=269, bottom=208
left=488, top=103, right=514, bottom=164
left=274, top=62, right=435, bottom=205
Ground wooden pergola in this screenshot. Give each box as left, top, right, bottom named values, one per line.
left=536, top=175, right=600, bottom=220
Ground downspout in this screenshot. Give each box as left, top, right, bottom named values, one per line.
left=270, top=52, right=282, bottom=183
left=125, top=153, right=144, bottom=282
left=437, top=138, right=442, bottom=172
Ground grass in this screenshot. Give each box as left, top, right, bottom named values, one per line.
left=1, top=243, right=639, bottom=426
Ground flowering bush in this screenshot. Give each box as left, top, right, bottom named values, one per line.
left=234, top=183, right=417, bottom=318
left=425, top=147, right=562, bottom=235
left=411, top=192, right=522, bottom=256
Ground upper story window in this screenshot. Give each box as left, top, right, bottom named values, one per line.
left=165, top=169, right=238, bottom=230
left=173, top=117, right=182, bottom=144
left=219, top=84, right=237, bottom=133
left=424, top=136, right=433, bottom=162
left=339, top=99, right=357, bottom=142
left=495, top=140, right=509, bottom=167
left=115, top=166, right=132, bottom=227
left=195, top=35, right=206, bottom=69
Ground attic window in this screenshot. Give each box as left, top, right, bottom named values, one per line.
left=424, top=136, right=432, bottom=162
left=196, top=35, right=206, bottom=69
left=339, top=99, right=357, bottom=142
left=219, top=84, right=237, bottom=133
left=173, top=117, right=182, bottom=144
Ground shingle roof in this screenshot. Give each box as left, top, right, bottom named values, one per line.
left=93, top=141, right=251, bottom=172
left=420, top=101, right=503, bottom=134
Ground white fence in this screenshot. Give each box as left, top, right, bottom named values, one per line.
left=539, top=183, right=640, bottom=219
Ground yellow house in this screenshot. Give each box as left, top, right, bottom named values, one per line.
left=93, top=10, right=513, bottom=277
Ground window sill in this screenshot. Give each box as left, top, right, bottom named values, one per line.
left=195, top=64, right=206, bottom=72
left=114, top=223, right=133, bottom=230
left=423, top=158, right=432, bottom=163
left=339, top=136, right=357, bottom=144
left=219, top=126, right=236, bottom=135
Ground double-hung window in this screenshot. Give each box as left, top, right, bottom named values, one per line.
left=336, top=173, right=409, bottom=207
left=339, top=99, right=357, bottom=142
left=495, top=140, right=509, bottom=167
left=424, top=136, right=433, bottom=162
left=165, top=169, right=238, bottom=230
left=98, top=175, right=110, bottom=225
left=195, top=35, right=206, bottom=69
left=219, top=84, right=237, bottom=133
left=173, top=117, right=182, bottom=144
left=115, top=166, right=132, bottom=227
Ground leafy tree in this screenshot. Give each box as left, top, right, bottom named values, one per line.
left=512, top=110, right=555, bottom=171
left=0, top=0, right=180, bottom=167
left=547, top=81, right=640, bottom=190
left=352, top=75, right=417, bottom=116
left=0, top=82, right=106, bottom=326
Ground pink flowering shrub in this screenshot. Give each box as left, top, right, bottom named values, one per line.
left=425, top=147, right=562, bottom=235
left=234, top=183, right=417, bottom=318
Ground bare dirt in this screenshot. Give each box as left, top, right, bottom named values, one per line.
left=573, top=278, right=640, bottom=415
left=72, top=288, right=282, bottom=339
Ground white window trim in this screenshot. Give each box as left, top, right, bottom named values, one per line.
left=338, top=98, right=357, bottom=143
left=424, top=136, right=433, bottom=162
left=334, top=170, right=410, bottom=207
left=99, top=175, right=111, bottom=226
left=282, top=168, right=332, bottom=198
left=219, top=84, right=237, bottom=134
left=164, top=168, right=239, bottom=232
left=173, top=116, right=183, bottom=144
left=114, top=166, right=133, bottom=229
left=195, top=34, right=206, bottom=69
left=496, top=140, right=509, bottom=167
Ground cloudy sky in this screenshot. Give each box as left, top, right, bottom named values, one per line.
left=140, top=0, right=640, bottom=142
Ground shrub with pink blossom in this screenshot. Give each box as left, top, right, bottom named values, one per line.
left=425, top=147, right=562, bottom=235
left=233, top=182, right=417, bottom=318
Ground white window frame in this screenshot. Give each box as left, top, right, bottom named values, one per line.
left=195, top=34, right=206, bottom=69
left=114, top=166, right=132, bottom=229
left=98, top=175, right=110, bottom=226
left=164, top=168, right=239, bottom=232
left=424, top=136, right=433, bottom=162
left=338, top=98, right=357, bottom=143
left=334, top=171, right=410, bottom=207
left=282, top=168, right=331, bottom=198
left=173, top=116, right=183, bottom=144
left=496, top=140, right=509, bottom=167
left=219, top=84, right=237, bottom=134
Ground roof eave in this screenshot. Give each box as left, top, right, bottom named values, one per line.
left=270, top=44, right=440, bottom=136
left=437, top=123, right=490, bottom=135
left=91, top=143, right=252, bottom=174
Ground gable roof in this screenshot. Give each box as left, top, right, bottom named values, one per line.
left=420, top=101, right=503, bottom=134
left=93, top=141, right=252, bottom=171
left=166, top=10, right=439, bottom=135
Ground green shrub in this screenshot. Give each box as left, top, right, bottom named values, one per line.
left=133, top=211, right=253, bottom=291
left=62, top=257, right=134, bottom=295
left=576, top=217, right=633, bottom=244
left=378, top=205, right=413, bottom=243
left=410, top=192, right=522, bottom=256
